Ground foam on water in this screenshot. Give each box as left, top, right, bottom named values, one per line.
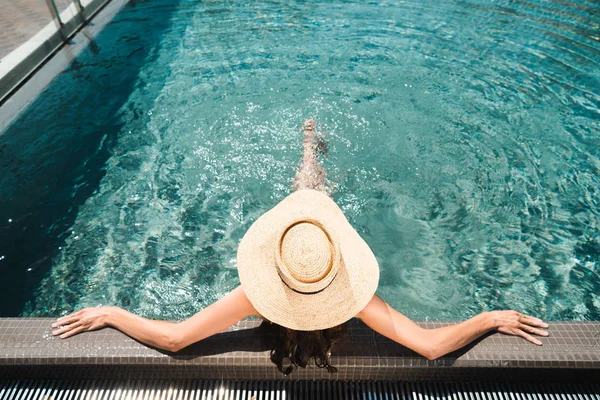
left=5, top=0, right=599, bottom=320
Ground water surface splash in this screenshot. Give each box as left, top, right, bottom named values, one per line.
left=15, top=0, right=600, bottom=321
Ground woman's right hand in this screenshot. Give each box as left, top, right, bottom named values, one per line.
left=51, top=306, right=116, bottom=339
left=488, top=310, right=549, bottom=345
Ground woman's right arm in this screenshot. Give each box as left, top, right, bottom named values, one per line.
left=356, top=295, right=549, bottom=360
left=52, top=285, right=257, bottom=352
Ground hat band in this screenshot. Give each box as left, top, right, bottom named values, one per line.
left=278, top=270, right=339, bottom=295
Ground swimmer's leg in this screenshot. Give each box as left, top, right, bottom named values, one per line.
left=292, top=119, right=329, bottom=193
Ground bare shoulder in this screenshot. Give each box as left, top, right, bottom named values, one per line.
left=355, top=294, right=384, bottom=320
left=228, top=285, right=259, bottom=317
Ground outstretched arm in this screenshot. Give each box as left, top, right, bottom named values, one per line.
left=356, top=295, right=549, bottom=360
left=52, top=286, right=257, bottom=352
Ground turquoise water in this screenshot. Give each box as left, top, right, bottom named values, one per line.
left=1, top=0, right=599, bottom=321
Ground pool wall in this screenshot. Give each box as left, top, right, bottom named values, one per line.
left=0, top=319, right=598, bottom=382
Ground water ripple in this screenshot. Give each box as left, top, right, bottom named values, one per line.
left=11, top=0, right=600, bottom=321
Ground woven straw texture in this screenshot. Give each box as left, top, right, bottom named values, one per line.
left=237, top=189, right=379, bottom=331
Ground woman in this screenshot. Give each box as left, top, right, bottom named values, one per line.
left=52, top=120, right=549, bottom=374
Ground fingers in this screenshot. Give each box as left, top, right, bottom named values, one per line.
left=515, top=328, right=543, bottom=346
left=52, top=320, right=85, bottom=337
left=517, top=312, right=550, bottom=338
left=52, top=316, right=76, bottom=328
left=519, top=314, right=549, bottom=328
left=518, top=323, right=549, bottom=337
left=52, top=309, right=87, bottom=339
left=52, top=310, right=83, bottom=328
left=496, top=310, right=550, bottom=346
left=59, top=325, right=87, bottom=339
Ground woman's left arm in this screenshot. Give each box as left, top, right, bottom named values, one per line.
left=357, top=295, right=549, bottom=360
left=52, top=286, right=257, bottom=352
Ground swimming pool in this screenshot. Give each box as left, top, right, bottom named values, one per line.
left=1, top=0, right=599, bottom=321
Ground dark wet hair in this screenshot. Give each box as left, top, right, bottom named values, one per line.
left=260, top=321, right=343, bottom=375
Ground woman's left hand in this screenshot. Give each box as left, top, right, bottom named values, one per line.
left=489, top=310, right=549, bottom=345
left=52, top=306, right=114, bottom=338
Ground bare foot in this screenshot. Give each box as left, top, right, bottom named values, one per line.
left=304, top=119, right=316, bottom=134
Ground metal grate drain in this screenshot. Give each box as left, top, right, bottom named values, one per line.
left=1, top=380, right=599, bottom=400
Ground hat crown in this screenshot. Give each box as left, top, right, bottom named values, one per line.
left=275, top=219, right=339, bottom=294
left=281, top=222, right=332, bottom=283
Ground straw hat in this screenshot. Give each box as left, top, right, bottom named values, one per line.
left=237, top=189, right=379, bottom=331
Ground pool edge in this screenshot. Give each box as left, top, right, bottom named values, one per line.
left=1, top=318, right=598, bottom=382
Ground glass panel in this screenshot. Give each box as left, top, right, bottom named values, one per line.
left=0, top=0, right=55, bottom=59
left=54, top=0, right=75, bottom=14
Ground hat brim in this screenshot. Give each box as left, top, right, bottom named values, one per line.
left=237, top=189, right=379, bottom=331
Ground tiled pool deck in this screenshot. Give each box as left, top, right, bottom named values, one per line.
left=0, top=0, right=116, bottom=104
left=0, top=0, right=73, bottom=60
left=1, top=319, right=598, bottom=382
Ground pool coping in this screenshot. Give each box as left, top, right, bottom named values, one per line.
left=1, top=318, right=599, bottom=382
